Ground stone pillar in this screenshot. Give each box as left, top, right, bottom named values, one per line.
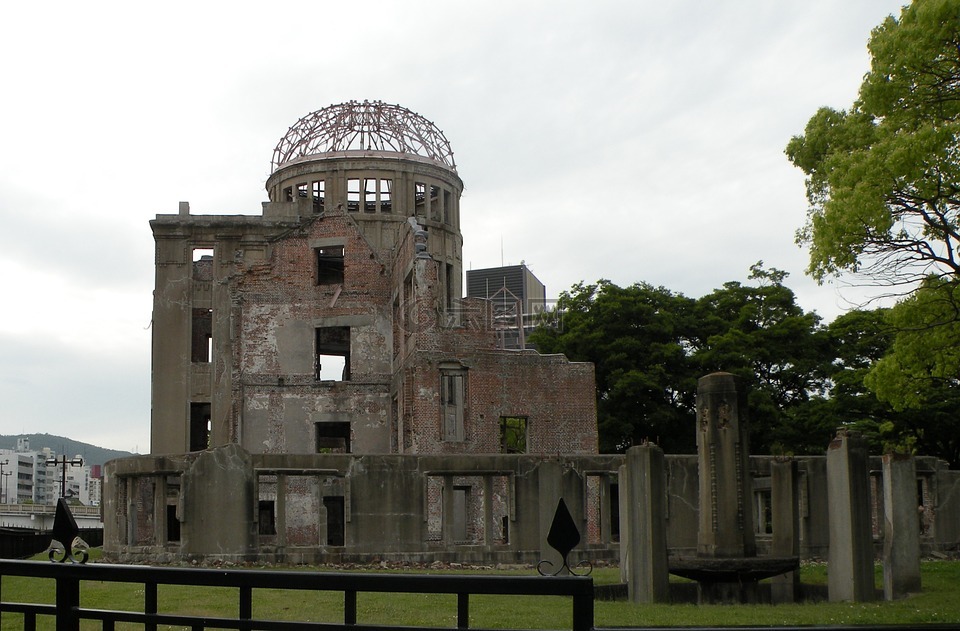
left=882, top=453, right=921, bottom=600
left=770, top=459, right=800, bottom=603
left=180, top=444, right=256, bottom=561
left=620, top=444, right=669, bottom=603
left=538, top=460, right=565, bottom=573
left=696, top=372, right=755, bottom=557
left=826, top=429, right=875, bottom=602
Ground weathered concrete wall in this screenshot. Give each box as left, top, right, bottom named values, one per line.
left=103, top=447, right=960, bottom=566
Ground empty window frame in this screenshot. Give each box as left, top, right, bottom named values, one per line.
left=283, top=186, right=293, bottom=202
left=346, top=178, right=361, bottom=212
left=379, top=179, right=392, bottom=212
left=499, top=416, right=527, bottom=454
left=258, top=500, right=277, bottom=535
left=324, top=496, right=346, bottom=545
left=312, top=180, right=325, bottom=213
left=316, top=422, right=351, bottom=453
left=441, top=371, right=466, bottom=441
left=443, top=189, right=452, bottom=225
left=192, top=248, right=214, bottom=280
left=296, top=182, right=309, bottom=199
left=316, top=246, right=345, bottom=285
left=363, top=178, right=377, bottom=213
left=191, top=308, right=213, bottom=362
left=189, top=402, right=211, bottom=451
left=414, top=182, right=427, bottom=218
left=316, top=327, right=350, bottom=381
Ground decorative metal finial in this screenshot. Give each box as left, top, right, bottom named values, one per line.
left=48, top=499, right=89, bottom=564
left=537, top=498, right=592, bottom=576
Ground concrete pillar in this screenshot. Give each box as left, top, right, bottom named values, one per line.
left=882, top=454, right=921, bottom=600
left=620, top=445, right=669, bottom=603
left=770, top=459, right=800, bottom=603
left=181, top=444, right=256, bottom=560
left=442, top=474, right=455, bottom=544
left=826, top=429, right=875, bottom=602
left=538, top=460, right=565, bottom=573
left=696, top=372, right=755, bottom=558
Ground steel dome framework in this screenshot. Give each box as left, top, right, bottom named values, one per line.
left=271, top=101, right=456, bottom=173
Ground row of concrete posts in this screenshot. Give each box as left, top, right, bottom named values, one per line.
left=620, top=373, right=923, bottom=604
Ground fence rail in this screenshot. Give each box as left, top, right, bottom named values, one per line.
left=0, top=559, right=594, bottom=631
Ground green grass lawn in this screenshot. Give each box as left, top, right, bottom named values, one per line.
left=1, top=551, right=957, bottom=629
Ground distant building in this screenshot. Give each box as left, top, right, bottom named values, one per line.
left=466, top=264, right=548, bottom=349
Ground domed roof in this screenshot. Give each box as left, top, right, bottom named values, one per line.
left=271, top=101, right=456, bottom=172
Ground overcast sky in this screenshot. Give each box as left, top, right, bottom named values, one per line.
left=0, top=1, right=908, bottom=453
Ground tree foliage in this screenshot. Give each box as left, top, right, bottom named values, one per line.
left=785, top=0, right=960, bottom=287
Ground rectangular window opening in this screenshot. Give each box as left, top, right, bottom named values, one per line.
left=312, top=180, right=325, bottom=213
left=380, top=179, right=392, bottom=213
left=316, top=327, right=350, bottom=381
left=499, top=416, right=527, bottom=454
left=296, top=182, right=309, bottom=198
left=283, top=187, right=293, bottom=202
left=189, top=402, right=211, bottom=451
left=415, top=182, right=427, bottom=218
left=258, top=500, right=277, bottom=536
left=316, top=246, right=345, bottom=285
left=191, top=308, right=213, bottom=363
left=363, top=178, right=377, bottom=213
left=323, top=496, right=345, bottom=546
left=166, top=504, right=181, bottom=542
left=443, top=189, right=452, bottom=224
left=347, top=178, right=360, bottom=212
left=191, top=248, right=214, bottom=280
left=441, top=372, right=465, bottom=441
left=316, top=422, right=351, bottom=454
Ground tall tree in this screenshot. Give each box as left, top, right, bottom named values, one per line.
left=693, top=264, right=830, bottom=454
left=864, top=277, right=960, bottom=465
left=785, top=0, right=960, bottom=288
left=529, top=281, right=700, bottom=453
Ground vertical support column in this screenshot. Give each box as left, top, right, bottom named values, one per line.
left=882, top=453, right=921, bottom=600
left=276, top=474, right=288, bottom=548
left=827, top=428, right=876, bottom=602
left=482, top=476, right=494, bottom=545
left=621, top=444, right=669, bottom=603
left=442, top=475, right=456, bottom=545
left=599, top=475, right=612, bottom=545
left=538, top=460, right=565, bottom=572
left=126, top=477, right=137, bottom=546
left=153, top=475, right=167, bottom=545
left=770, top=459, right=800, bottom=603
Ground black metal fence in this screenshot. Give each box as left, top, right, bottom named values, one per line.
left=0, top=559, right=594, bottom=631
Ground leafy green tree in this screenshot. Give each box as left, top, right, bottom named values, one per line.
left=693, top=264, right=831, bottom=453
left=785, top=0, right=960, bottom=286
left=864, top=277, right=960, bottom=465
left=529, top=281, right=700, bottom=453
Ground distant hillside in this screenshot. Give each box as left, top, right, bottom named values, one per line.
left=0, top=433, right=134, bottom=467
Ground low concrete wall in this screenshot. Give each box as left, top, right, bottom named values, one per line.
left=101, top=448, right=960, bottom=565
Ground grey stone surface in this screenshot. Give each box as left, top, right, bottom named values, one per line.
left=826, top=429, right=875, bottom=602
left=620, top=445, right=669, bottom=603
left=882, top=454, right=921, bottom=600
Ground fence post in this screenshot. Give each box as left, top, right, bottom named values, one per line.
left=55, top=573, right=80, bottom=631
left=457, top=593, right=469, bottom=629
left=572, top=582, right=594, bottom=631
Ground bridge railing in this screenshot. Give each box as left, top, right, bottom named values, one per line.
left=0, top=559, right=594, bottom=631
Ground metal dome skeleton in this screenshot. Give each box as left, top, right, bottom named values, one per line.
left=271, top=101, right=456, bottom=172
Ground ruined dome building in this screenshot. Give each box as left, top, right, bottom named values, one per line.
left=105, top=102, right=958, bottom=565
left=150, top=101, right=598, bottom=458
